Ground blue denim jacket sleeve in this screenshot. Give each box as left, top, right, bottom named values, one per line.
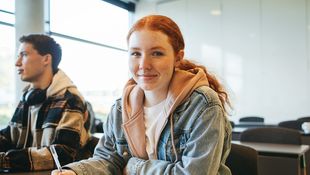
left=64, top=102, right=130, bottom=175
left=125, top=86, right=232, bottom=175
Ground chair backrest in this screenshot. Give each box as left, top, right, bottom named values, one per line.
left=239, top=116, right=264, bottom=123
left=278, top=120, right=303, bottom=131
left=229, top=121, right=235, bottom=128
left=78, top=136, right=99, bottom=160
left=226, top=143, right=258, bottom=175
left=85, top=101, right=104, bottom=133
left=240, top=127, right=302, bottom=145
left=85, top=101, right=96, bottom=133
left=297, top=116, right=310, bottom=122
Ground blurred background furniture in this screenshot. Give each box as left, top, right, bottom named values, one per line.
left=233, top=140, right=309, bottom=175
left=86, top=101, right=104, bottom=133
left=240, top=127, right=302, bottom=145
left=297, top=116, right=310, bottom=122
left=278, top=120, right=303, bottom=132
left=239, top=116, right=265, bottom=123
left=239, top=127, right=310, bottom=175
left=226, top=143, right=258, bottom=175
left=229, top=121, right=235, bottom=128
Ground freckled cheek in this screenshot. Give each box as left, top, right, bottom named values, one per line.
left=162, top=65, right=174, bottom=79
left=128, top=62, right=137, bottom=76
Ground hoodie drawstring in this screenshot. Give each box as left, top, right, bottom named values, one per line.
left=170, top=113, right=178, bottom=163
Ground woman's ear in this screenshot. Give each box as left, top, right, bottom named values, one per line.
left=176, top=50, right=184, bottom=62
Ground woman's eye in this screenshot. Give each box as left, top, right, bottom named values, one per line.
left=130, top=52, right=140, bottom=57
left=152, top=51, right=164, bottom=57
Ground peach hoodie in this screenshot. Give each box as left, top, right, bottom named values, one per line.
left=121, top=68, right=210, bottom=159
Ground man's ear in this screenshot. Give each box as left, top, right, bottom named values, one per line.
left=43, top=54, right=52, bottom=67
left=176, top=50, right=184, bottom=62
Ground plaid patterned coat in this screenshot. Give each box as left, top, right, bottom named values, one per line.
left=0, top=70, right=90, bottom=171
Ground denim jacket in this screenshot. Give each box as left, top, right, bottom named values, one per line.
left=65, top=86, right=232, bottom=175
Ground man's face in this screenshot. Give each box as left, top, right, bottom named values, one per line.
left=15, top=42, right=48, bottom=83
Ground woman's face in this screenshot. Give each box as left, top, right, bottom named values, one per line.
left=128, top=29, right=180, bottom=93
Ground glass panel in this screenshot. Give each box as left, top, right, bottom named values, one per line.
left=0, top=25, right=16, bottom=129
left=50, top=0, right=129, bottom=49
left=53, top=36, right=130, bottom=120
left=0, top=12, right=15, bottom=24
left=0, top=0, right=15, bottom=12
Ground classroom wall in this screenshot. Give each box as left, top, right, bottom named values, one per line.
left=134, top=0, right=310, bottom=124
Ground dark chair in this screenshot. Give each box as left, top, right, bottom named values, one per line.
left=297, top=116, right=310, bottom=122
left=94, top=118, right=104, bottom=133
left=278, top=120, right=303, bottom=131
left=240, top=127, right=302, bottom=145
left=86, top=136, right=99, bottom=154
left=78, top=136, right=99, bottom=160
left=85, top=101, right=104, bottom=133
left=239, top=116, right=264, bottom=123
left=229, top=121, right=235, bottom=128
left=226, top=143, right=258, bottom=175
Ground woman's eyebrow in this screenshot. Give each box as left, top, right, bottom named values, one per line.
left=150, top=46, right=165, bottom=50
left=128, top=47, right=140, bottom=50
left=128, top=46, right=166, bottom=50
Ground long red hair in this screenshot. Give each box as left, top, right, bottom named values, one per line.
left=127, top=15, right=231, bottom=113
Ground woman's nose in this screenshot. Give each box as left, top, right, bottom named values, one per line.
left=139, top=56, right=151, bottom=70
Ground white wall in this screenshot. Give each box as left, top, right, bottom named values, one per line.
left=135, top=0, right=310, bottom=124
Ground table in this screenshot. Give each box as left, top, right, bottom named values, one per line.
left=234, top=122, right=276, bottom=128
left=232, top=127, right=247, bottom=140
left=0, top=170, right=51, bottom=175
left=233, top=141, right=309, bottom=175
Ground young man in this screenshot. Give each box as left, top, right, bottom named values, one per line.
left=0, top=34, right=91, bottom=171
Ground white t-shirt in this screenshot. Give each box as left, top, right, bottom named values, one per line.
left=143, top=100, right=165, bottom=159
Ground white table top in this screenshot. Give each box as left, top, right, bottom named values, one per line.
left=232, top=140, right=310, bottom=156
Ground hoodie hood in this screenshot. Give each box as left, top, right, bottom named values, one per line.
left=22, top=69, right=80, bottom=99
left=122, top=67, right=209, bottom=159
left=46, top=69, right=76, bottom=97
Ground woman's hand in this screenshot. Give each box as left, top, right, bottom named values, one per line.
left=51, top=169, right=77, bottom=175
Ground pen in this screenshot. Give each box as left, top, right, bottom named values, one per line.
left=50, top=145, right=63, bottom=172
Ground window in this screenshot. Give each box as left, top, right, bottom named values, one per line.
left=0, top=0, right=15, bottom=24
left=50, top=0, right=129, bottom=50
left=50, top=0, right=132, bottom=121
left=0, top=0, right=15, bottom=129
left=53, top=36, right=129, bottom=118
